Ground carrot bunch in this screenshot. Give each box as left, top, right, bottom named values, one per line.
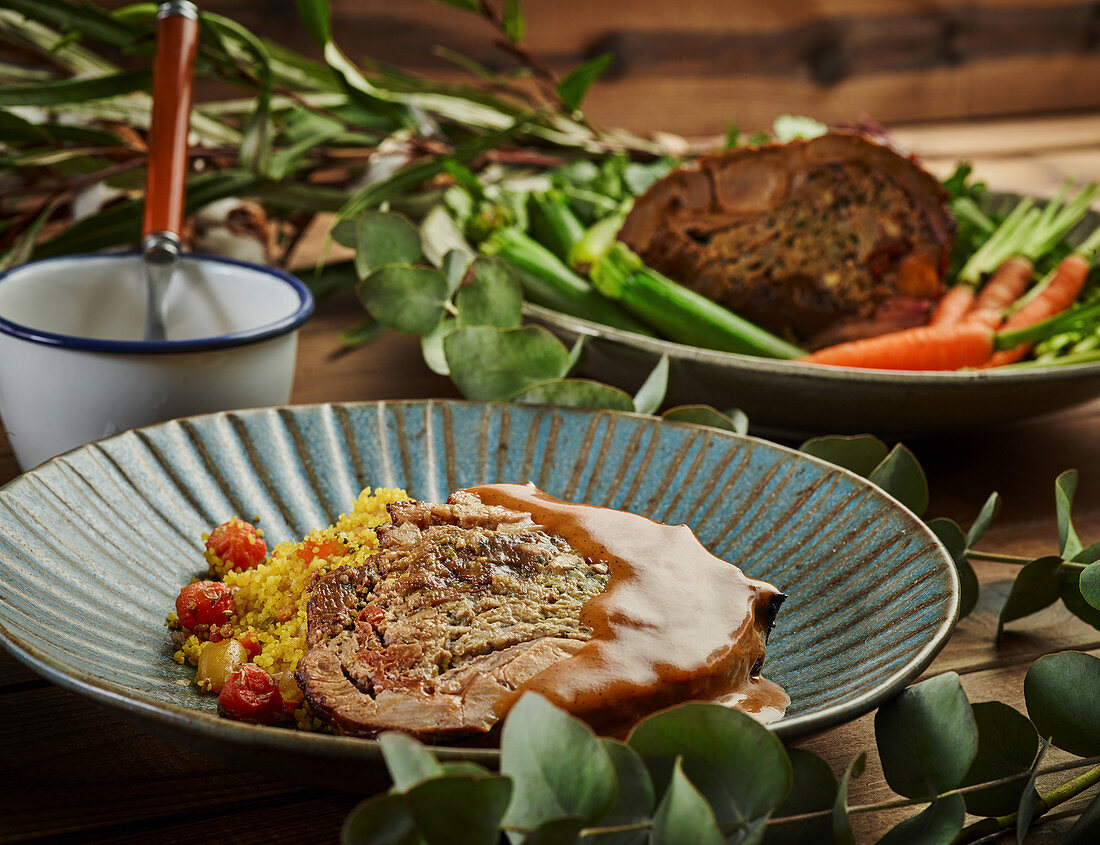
left=802, top=188, right=1100, bottom=372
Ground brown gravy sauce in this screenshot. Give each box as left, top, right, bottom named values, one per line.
left=465, top=483, right=789, bottom=733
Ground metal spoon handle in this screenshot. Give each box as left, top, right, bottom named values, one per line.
left=142, top=1, right=199, bottom=243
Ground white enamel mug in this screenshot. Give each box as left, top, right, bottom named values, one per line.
left=0, top=252, right=313, bottom=469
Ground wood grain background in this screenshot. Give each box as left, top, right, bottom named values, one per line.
left=172, top=0, right=1100, bottom=134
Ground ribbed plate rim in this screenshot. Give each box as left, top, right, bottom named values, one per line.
left=0, top=399, right=960, bottom=754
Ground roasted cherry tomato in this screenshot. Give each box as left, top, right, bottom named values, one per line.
left=218, top=663, right=284, bottom=724
left=175, top=581, right=235, bottom=630
left=296, top=536, right=347, bottom=565
left=239, top=631, right=262, bottom=659
left=206, top=517, right=267, bottom=572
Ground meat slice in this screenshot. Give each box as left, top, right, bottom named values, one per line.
left=296, top=485, right=786, bottom=741
left=617, top=132, right=955, bottom=347
left=295, top=491, right=609, bottom=740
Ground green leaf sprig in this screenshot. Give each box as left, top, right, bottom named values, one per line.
left=344, top=670, right=1100, bottom=845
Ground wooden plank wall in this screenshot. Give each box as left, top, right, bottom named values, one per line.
left=183, top=0, right=1100, bottom=134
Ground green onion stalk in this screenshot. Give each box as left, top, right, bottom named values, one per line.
left=568, top=200, right=632, bottom=274
left=591, top=243, right=806, bottom=359
left=527, top=190, right=585, bottom=263
left=481, top=228, right=656, bottom=336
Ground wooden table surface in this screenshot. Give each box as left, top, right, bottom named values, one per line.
left=3, top=112, right=1100, bottom=843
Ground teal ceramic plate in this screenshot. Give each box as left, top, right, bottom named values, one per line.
left=0, top=400, right=957, bottom=785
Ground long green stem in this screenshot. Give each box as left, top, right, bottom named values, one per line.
left=955, top=763, right=1100, bottom=843
left=966, top=550, right=1033, bottom=564
left=767, top=756, right=1100, bottom=827
left=995, top=300, right=1100, bottom=351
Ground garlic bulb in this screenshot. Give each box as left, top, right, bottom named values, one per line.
left=187, top=197, right=275, bottom=265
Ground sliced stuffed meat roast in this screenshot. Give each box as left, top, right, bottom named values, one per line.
left=617, top=132, right=955, bottom=348
left=296, top=484, right=785, bottom=740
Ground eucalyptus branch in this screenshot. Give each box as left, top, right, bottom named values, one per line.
left=767, top=755, right=1100, bottom=827
left=955, top=763, right=1100, bottom=843
left=966, top=549, right=1033, bottom=564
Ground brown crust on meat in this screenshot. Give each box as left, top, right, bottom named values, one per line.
left=617, top=132, right=955, bottom=346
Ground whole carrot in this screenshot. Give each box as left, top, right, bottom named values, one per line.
left=928, top=285, right=976, bottom=327
left=802, top=289, right=1100, bottom=371
left=966, top=256, right=1034, bottom=329
left=801, top=323, right=994, bottom=370
left=983, top=253, right=1091, bottom=367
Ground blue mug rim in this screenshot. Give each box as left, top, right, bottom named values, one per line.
left=0, top=251, right=315, bottom=355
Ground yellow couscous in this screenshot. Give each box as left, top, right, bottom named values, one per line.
left=170, top=485, right=408, bottom=728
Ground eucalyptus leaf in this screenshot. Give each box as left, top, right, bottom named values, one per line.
left=868, top=444, right=929, bottom=516
left=444, top=326, right=570, bottom=401
left=353, top=212, right=423, bottom=279
left=405, top=774, right=512, bottom=845
left=306, top=260, right=359, bottom=299
left=1064, top=786, right=1100, bottom=844
left=337, top=315, right=386, bottom=349
left=1071, top=541, right=1100, bottom=565
left=357, top=265, right=447, bottom=334
left=876, top=794, right=964, bottom=845
left=798, top=435, right=888, bottom=478
left=1024, top=651, right=1100, bottom=756
left=650, top=758, right=725, bottom=845
left=724, top=408, right=750, bottom=435
left=556, top=54, right=614, bottom=112
left=632, top=355, right=669, bottom=416
left=1056, top=469, right=1084, bottom=559
left=331, top=218, right=358, bottom=249
left=1060, top=566, right=1100, bottom=628
left=927, top=518, right=979, bottom=619
left=564, top=335, right=586, bottom=375
left=997, top=556, right=1063, bottom=638
left=455, top=259, right=523, bottom=328
left=442, top=249, right=472, bottom=295
left=967, top=491, right=1002, bottom=547
left=0, top=69, right=149, bottom=106
left=379, top=732, right=443, bottom=792
left=512, top=378, right=635, bottom=411
left=421, top=318, right=456, bottom=376
left=662, top=405, right=743, bottom=434
left=1081, top=561, right=1100, bottom=610
left=1016, top=737, right=1050, bottom=845
left=500, top=693, right=616, bottom=838
left=586, top=739, right=654, bottom=845
left=628, top=702, right=791, bottom=831
left=873, top=672, right=978, bottom=799
left=957, top=701, right=1039, bottom=817
left=342, top=791, right=422, bottom=845
left=831, top=753, right=864, bottom=845
left=763, top=749, right=837, bottom=845
left=421, top=205, right=476, bottom=268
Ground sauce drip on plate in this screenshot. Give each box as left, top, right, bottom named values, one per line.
left=465, top=483, right=788, bottom=734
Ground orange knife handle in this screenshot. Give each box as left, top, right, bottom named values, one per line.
left=142, top=1, right=200, bottom=240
